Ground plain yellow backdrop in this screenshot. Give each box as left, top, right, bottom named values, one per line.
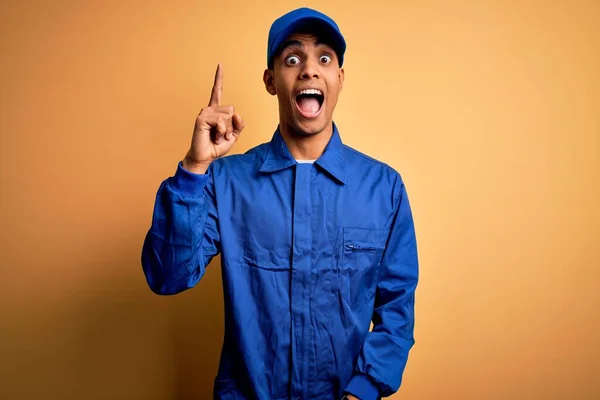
left=1, top=0, right=598, bottom=399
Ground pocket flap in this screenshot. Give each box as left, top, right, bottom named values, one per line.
left=343, top=227, right=389, bottom=250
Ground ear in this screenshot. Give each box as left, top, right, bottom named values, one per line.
left=263, top=69, right=277, bottom=96
left=338, top=67, right=345, bottom=93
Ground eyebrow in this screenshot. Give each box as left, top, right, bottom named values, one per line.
left=279, top=39, right=329, bottom=54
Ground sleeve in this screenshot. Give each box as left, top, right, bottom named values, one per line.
left=344, top=178, right=419, bottom=399
left=141, top=161, right=221, bottom=295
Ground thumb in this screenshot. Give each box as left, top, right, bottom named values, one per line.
left=232, top=113, right=245, bottom=137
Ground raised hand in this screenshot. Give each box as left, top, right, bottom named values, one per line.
left=182, top=64, right=245, bottom=174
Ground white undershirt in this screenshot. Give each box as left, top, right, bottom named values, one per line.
left=296, top=159, right=316, bottom=164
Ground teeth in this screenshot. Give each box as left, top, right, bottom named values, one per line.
left=299, top=89, right=322, bottom=96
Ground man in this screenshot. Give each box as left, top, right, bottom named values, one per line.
left=142, top=7, right=419, bottom=400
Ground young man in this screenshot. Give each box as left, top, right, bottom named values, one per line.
left=142, top=7, right=419, bottom=400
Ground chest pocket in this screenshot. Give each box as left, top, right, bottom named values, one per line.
left=341, top=227, right=389, bottom=306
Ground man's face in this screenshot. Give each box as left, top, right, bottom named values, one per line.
left=264, top=32, right=345, bottom=137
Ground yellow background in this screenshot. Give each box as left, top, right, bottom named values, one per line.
left=1, top=0, right=598, bottom=399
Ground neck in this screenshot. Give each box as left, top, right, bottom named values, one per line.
left=278, top=121, right=334, bottom=160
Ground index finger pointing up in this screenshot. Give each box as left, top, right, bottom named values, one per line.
left=209, top=63, right=223, bottom=106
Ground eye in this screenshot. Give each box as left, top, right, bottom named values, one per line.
left=285, top=55, right=301, bottom=66
left=319, top=54, right=332, bottom=64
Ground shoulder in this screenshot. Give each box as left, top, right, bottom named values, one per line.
left=209, top=141, right=270, bottom=175
left=341, top=144, right=404, bottom=185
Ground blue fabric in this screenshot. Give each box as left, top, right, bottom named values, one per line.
left=267, top=7, right=347, bottom=67
left=142, top=123, right=419, bottom=400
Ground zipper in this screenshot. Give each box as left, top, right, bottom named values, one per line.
left=345, top=243, right=385, bottom=252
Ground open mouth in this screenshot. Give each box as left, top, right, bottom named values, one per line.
left=295, top=88, right=324, bottom=119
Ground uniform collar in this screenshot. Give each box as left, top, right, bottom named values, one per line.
left=259, top=122, right=347, bottom=185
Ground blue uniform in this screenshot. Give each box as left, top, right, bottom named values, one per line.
left=142, top=124, right=419, bottom=399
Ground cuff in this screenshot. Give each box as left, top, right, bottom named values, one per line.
left=170, top=162, right=210, bottom=197
left=344, top=374, right=380, bottom=400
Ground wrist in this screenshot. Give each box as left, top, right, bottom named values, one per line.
left=182, top=156, right=211, bottom=174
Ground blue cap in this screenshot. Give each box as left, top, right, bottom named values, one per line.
left=267, top=7, right=346, bottom=68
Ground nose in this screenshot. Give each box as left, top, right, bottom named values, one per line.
left=299, top=57, right=320, bottom=80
